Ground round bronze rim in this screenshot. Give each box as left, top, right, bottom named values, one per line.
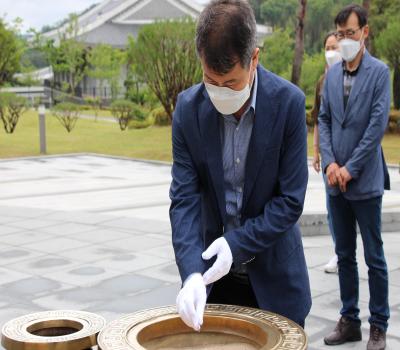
left=98, top=304, right=307, bottom=350
left=1, top=310, right=106, bottom=350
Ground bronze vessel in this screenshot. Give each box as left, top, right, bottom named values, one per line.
left=98, top=304, right=307, bottom=350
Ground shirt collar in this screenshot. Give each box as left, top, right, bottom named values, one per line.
left=342, top=51, right=364, bottom=77
left=247, top=69, right=258, bottom=114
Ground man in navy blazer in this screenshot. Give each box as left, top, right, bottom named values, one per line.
left=170, top=0, right=311, bottom=332
left=319, top=5, right=390, bottom=349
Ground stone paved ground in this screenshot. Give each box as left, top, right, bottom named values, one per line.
left=0, top=154, right=399, bottom=349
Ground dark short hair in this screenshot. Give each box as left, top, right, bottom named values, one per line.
left=196, top=0, right=257, bottom=74
left=334, top=4, right=368, bottom=28
left=323, top=31, right=337, bottom=48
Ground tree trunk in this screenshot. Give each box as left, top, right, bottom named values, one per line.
left=394, top=63, right=400, bottom=110
left=362, top=0, right=372, bottom=52
left=291, top=0, right=307, bottom=86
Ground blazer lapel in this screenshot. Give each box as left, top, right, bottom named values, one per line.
left=344, top=51, right=372, bottom=121
left=332, top=65, right=345, bottom=124
left=198, top=91, right=227, bottom=224
left=242, top=67, right=276, bottom=211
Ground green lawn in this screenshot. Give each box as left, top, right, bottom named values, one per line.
left=0, top=109, right=399, bottom=165
left=0, top=109, right=172, bottom=161
left=81, top=109, right=114, bottom=118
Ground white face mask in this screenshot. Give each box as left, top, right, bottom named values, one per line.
left=339, top=32, right=364, bottom=62
left=205, top=72, right=253, bottom=115
left=325, top=50, right=342, bottom=67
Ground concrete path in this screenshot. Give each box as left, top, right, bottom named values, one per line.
left=0, top=154, right=399, bottom=349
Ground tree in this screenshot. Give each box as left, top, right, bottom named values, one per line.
left=129, top=18, right=202, bottom=121
left=249, top=0, right=264, bottom=22
left=84, top=96, right=102, bottom=121
left=52, top=102, right=81, bottom=132
left=0, top=20, right=22, bottom=86
left=36, top=14, right=87, bottom=94
left=87, top=44, right=125, bottom=101
left=260, top=0, right=297, bottom=28
left=259, top=28, right=294, bottom=78
left=0, top=93, right=28, bottom=133
left=362, top=0, right=371, bottom=51
left=305, top=0, right=336, bottom=53
left=299, top=51, right=325, bottom=96
left=376, top=17, right=400, bottom=110
left=110, top=99, right=147, bottom=131
left=291, top=0, right=307, bottom=86
left=369, top=0, right=400, bottom=55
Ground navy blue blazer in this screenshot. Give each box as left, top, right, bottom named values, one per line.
left=318, top=51, right=391, bottom=200
left=170, top=65, right=312, bottom=324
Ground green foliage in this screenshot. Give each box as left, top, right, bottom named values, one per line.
left=299, top=51, right=325, bottom=97
left=84, top=96, right=102, bottom=120
left=0, top=20, right=23, bottom=86
left=375, top=16, right=400, bottom=110
left=87, top=44, right=125, bottom=100
left=388, top=109, right=400, bottom=133
left=0, top=92, right=28, bottom=133
left=150, top=106, right=171, bottom=126
left=111, top=99, right=148, bottom=131
left=128, top=18, right=202, bottom=120
left=52, top=102, right=81, bottom=133
left=260, top=0, right=297, bottom=28
left=36, top=15, right=87, bottom=93
left=259, top=28, right=294, bottom=78
left=128, top=118, right=153, bottom=130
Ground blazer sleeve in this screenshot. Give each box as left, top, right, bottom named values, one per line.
left=345, top=66, right=391, bottom=179
left=318, top=72, right=337, bottom=172
left=224, top=93, right=308, bottom=265
left=169, top=96, right=206, bottom=283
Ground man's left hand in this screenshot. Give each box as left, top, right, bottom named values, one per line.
left=338, top=166, right=352, bottom=192
left=202, top=237, right=233, bottom=285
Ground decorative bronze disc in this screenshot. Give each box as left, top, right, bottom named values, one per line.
left=98, top=304, right=307, bottom=350
left=1, top=310, right=106, bottom=350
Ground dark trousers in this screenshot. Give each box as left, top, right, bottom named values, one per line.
left=207, top=272, right=305, bottom=329
left=207, top=272, right=259, bottom=308
left=328, top=194, right=389, bottom=331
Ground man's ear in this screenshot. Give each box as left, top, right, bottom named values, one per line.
left=363, top=25, right=369, bottom=39
left=252, top=48, right=260, bottom=69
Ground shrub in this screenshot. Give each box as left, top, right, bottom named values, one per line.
left=0, top=92, right=28, bottom=133
left=388, top=109, right=400, bottom=133
left=151, top=106, right=170, bottom=126
left=52, top=102, right=81, bottom=133
left=128, top=118, right=153, bottom=129
left=111, top=100, right=148, bottom=130
left=111, top=100, right=134, bottom=131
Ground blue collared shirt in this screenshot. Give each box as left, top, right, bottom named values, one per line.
left=220, top=70, right=258, bottom=233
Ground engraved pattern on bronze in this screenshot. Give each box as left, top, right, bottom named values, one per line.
left=98, top=305, right=307, bottom=350
left=1, top=310, right=106, bottom=350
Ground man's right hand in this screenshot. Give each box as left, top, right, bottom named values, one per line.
left=176, top=273, right=206, bottom=332
left=326, top=162, right=340, bottom=187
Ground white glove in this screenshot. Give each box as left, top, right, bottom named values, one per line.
left=202, top=237, right=233, bottom=285
left=176, top=273, right=206, bottom=331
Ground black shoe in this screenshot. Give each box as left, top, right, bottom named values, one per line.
left=367, top=325, right=386, bottom=350
left=324, top=316, right=362, bottom=346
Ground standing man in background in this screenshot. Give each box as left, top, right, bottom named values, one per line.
left=319, top=4, right=391, bottom=350
left=170, top=0, right=311, bottom=332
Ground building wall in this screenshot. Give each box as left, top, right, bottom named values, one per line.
left=80, top=23, right=141, bottom=48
